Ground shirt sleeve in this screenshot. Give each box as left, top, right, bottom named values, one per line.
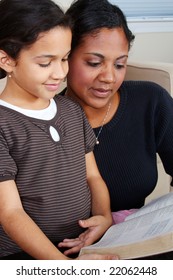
left=81, top=107, right=96, bottom=154
left=0, top=130, right=17, bottom=182
left=155, top=85, right=173, bottom=182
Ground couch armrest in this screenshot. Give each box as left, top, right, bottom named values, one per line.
left=125, top=60, right=173, bottom=96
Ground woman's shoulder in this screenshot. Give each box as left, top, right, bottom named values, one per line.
left=123, top=80, right=167, bottom=91
left=121, top=80, right=173, bottom=118
left=122, top=80, right=172, bottom=100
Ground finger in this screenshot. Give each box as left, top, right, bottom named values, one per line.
left=58, top=239, right=82, bottom=248
left=62, top=238, right=80, bottom=242
left=79, top=217, right=98, bottom=229
left=64, top=244, right=84, bottom=256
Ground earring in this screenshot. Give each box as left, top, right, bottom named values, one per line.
left=8, top=73, right=12, bottom=78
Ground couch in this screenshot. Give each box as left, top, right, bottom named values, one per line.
left=0, top=61, right=172, bottom=202
left=125, top=61, right=173, bottom=203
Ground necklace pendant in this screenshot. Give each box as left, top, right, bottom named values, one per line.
left=95, top=101, right=111, bottom=146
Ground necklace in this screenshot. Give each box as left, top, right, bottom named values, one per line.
left=95, top=102, right=111, bottom=145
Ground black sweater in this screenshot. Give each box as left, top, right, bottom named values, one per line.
left=93, top=81, right=173, bottom=211
left=61, top=81, right=173, bottom=211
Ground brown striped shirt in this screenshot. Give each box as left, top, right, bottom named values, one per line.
left=0, top=95, right=95, bottom=257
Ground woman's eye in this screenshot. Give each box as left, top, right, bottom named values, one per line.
left=87, top=61, right=101, bottom=67
left=115, top=64, right=125, bottom=69
left=39, top=62, right=51, bottom=68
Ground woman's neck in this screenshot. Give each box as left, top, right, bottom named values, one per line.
left=66, top=88, right=120, bottom=128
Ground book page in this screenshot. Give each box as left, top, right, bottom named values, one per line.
left=81, top=203, right=173, bottom=251
left=125, top=192, right=173, bottom=221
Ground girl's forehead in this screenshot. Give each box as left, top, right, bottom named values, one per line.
left=37, top=27, right=72, bottom=43
left=23, top=27, right=72, bottom=56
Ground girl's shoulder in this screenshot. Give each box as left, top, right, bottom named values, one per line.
left=54, top=93, right=83, bottom=111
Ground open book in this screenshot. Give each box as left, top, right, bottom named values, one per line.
left=80, top=192, right=173, bottom=259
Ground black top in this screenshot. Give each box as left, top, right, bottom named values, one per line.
left=61, top=81, right=173, bottom=211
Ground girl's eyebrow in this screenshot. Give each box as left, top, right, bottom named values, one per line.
left=84, top=53, right=128, bottom=60
left=35, top=50, right=71, bottom=59
left=35, top=54, right=55, bottom=58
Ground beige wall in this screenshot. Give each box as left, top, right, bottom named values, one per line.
left=129, top=32, right=173, bottom=63
left=54, top=0, right=173, bottom=64
left=55, top=0, right=72, bottom=10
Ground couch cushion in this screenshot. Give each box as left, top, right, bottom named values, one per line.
left=125, top=62, right=173, bottom=96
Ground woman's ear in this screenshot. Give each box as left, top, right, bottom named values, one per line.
left=0, top=50, right=14, bottom=73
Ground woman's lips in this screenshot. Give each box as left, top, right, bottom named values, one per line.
left=91, top=88, right=112, bottom=98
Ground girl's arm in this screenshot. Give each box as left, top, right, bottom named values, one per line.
left=0, top=179, right=117, bottom=260
left=0, top=180, right=69, bottom=260
left=58, top=151, right=114, bottom=255
left=86, top=151, right=112, bottom=222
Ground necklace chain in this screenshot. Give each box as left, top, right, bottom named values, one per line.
left=95, top=102, right=111, bottom=145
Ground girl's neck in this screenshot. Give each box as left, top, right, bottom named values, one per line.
left=0, top=86, right=50, bottom=110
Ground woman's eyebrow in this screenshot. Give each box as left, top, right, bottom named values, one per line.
left=116, top=55, right=128, bottom=60
left=84, top=53, right=128, bottom=60
left=84, top=52, right=104, bottom=59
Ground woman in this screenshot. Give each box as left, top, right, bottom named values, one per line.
left=61, top=0, right=173, bottom=259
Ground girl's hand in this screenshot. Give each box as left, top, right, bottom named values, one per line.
left=58, top=215, right=112, bottom=256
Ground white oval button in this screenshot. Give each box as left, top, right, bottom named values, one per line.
left=49, top=126, right=60, bottom=142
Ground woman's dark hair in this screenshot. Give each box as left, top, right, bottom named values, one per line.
left=0, top=0, right=72, bottom=79
left=66, top=0, right=135, bottom=52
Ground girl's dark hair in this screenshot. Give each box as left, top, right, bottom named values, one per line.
left=66, top=0, right=135, bottom=52
left=0, top=0, right=72, bottom=79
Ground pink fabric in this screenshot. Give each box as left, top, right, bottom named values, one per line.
left=112, top=209, right=138, bottom=224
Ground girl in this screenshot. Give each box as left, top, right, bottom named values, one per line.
left=0, top=0, right=116, bottom=260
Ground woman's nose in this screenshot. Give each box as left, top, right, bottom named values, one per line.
left=98, top=65, right=116, bottom=83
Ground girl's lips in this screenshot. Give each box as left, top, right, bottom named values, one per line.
left=45, top=84, right=60, bottom=91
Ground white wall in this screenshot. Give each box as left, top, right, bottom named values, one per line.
left=54, top=0, right=173, bottom=63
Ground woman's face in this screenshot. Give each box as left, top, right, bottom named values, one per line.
left=67, top=27, right=129, bottom=109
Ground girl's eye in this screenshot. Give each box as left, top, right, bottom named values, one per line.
left=39, top=62, right=51, bottom=68
left=87, top=61, right=101, bottom=67
left=62, top=57, right=69, bottom=62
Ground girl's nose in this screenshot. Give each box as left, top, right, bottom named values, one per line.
left=52, top=62, right=69, bottom=81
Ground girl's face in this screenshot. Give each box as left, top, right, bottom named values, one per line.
left=67, top=27, right=129, bottom=109
left=8, top=27, right=71, bottom=108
